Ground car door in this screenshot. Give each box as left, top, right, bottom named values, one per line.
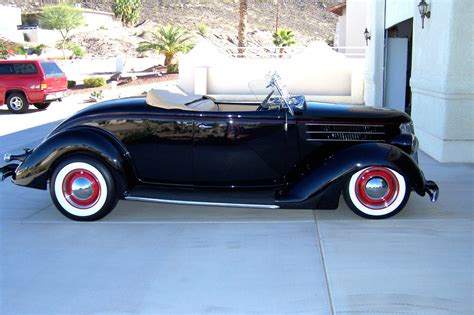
left=193, top=107, right=299, bottom=187
left=121, top=108, right=195, bottom=185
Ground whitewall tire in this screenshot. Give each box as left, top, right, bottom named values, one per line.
left=50, top=156, right=118, bottom=221
left=343, top=166, right=410, bottom=219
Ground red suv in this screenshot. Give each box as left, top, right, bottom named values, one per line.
left=0, top=60, right=68, bottom=113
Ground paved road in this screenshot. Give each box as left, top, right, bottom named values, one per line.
left=0, top=109, right=473, bottom=314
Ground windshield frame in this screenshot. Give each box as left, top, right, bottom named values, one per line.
left=267, top=73, right=295, bottom=115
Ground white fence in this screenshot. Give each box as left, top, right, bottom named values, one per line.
left=220, top=45, right=366, bottom=59
left=179, top=40, right=366, bottom=104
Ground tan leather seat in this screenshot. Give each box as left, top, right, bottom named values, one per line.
left=146, top=88, right=196, bottom=110
left=146, top=88, right=217, bottom=111
left=186, top=98, right=218, bottom=111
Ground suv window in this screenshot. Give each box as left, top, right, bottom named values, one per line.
left=40, top=62, right=64, bottom=77
left=12, top=62, right=38, bottom=74
left=0, top=64, right=13, bottom=75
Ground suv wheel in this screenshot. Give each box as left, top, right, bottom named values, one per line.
left=33, top=102, right=51, bottom=110
left=6, top=93, right=29, bottom=114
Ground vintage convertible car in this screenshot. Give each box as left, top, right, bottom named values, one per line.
left=0, top=74, right=438, bottom=221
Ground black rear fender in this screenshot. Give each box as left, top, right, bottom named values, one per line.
left=277, top=143, right=426, bottom=209
left=13, top=127, right=135, bottom=193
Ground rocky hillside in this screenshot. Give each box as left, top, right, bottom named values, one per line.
left=1, top=0, right=337, bottom=57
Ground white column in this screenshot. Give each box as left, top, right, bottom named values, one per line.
left=364, top=0, right=385, bottom=107
left=410, top=0, right=474, bottom=162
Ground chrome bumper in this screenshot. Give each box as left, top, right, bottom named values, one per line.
left=4, top=150, right=31, bottom=163
left=45, top=91, right=69, bottom=101
left=425, top=180, right=439, bottom=202
left=1, top=149, right=31, bottom=181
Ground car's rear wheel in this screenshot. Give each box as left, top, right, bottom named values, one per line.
left=33, top=102, right=51, bottom=110
left=343, top=166, right=410, bottom=219
left=6, top=92, right=29, bottom=114
left=50, top=156, right=118, bottom=221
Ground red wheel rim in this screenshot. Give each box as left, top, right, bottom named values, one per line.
left=355, top=167, right=399, bottom=210
left=62, top=169, right=101, bottom=209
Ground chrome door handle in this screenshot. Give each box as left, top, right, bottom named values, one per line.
left=198, top=124, right=213, bottom=129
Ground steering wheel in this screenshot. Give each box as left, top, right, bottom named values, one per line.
left=256, top=90, right=274, bottom=111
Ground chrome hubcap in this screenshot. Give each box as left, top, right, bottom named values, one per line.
left=71, top=177, right=94, bottom=200
left=10, top=97, right=24, bottom=110
left=364, top=177, right=389, bottom=199
left=62, top=168, right=101, bottom=209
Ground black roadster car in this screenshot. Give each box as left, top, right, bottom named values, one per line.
left=1, top=74, right=438, bottom=221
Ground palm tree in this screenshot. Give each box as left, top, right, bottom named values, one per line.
left=272, top=29, right=296, bottom=57
left=237, top=0, right=248, bottom=56
left=138, top=25, right=193, bottom=66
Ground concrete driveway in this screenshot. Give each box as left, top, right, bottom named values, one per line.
left=0, top=103, right=472, bottom=314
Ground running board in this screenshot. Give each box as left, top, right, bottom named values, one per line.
left=125, top=196, right=280, bottom=209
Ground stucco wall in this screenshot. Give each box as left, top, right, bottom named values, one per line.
left=345, top=0, right=367, bottom=47
left=179, top=40, right=365, bottom=104
left=410, top=0, right=474, bottom=162
left=82, top=10, right=114, bottom=28
left=363, top=0, right=385, bottom=107
left=385, top=0, right=414, bottom=28
left=365, top=0, right=474, bottom=162
left=0, top=5, right=23, bottom=42
left=21, top=29, right=62, bottom=45
left=335, top=8, right=347, bottom=47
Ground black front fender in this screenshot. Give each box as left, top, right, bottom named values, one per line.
left=13, top=127, right=132, bottom=191
left=277, top=143, right=427, bottom=209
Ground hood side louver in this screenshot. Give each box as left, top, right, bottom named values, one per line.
left=305, top=123, right=387, bottom=142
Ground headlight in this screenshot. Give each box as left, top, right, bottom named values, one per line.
left=400, top=122, right=415, bottom=135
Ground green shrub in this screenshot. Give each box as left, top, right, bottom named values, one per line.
left=67, top=80, right=76, bottom=88
left=83, top=77, right=106, bottom=88
left=166, top=63, right=179, bottom=73
left=69, top=44, right=85, bottom=58
left=197, top=22, right=208, bottom=37
left=112, top=0, right=141, bottom=26
left=14, top=45, right=27, bottom=55
left=90, top=90, right=104, bottom=100
left=31, top=44, right=47, bottom=55
left=0, top=41, right=9, bottom=59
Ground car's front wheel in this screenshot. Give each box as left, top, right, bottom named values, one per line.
left=6, top=92, right=29, bottom=114
left=33, top=102, right=51, bottom=110
left=50, top=156, right=118, bottom=221
left=343, top=166, right=410, bottom=219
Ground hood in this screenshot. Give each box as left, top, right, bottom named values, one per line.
left=298, top=102, right=411, bottom=125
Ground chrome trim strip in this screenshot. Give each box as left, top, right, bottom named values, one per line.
left=305, top=123, right=384, bottom=127
left=306, top=131, right=385, bottom=135
left=125, top=196, right=280, bottom=209
left=306, top=139, right=382, bottom=142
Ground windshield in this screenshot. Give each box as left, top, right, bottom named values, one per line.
left=266, top=73, right=292, bottom=106
left=248, top=73, right=291, bottom=102
left=248, top=72, right=297, bottom=115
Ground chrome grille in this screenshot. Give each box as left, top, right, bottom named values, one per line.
left=305, top=123, right=387, bottom=142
